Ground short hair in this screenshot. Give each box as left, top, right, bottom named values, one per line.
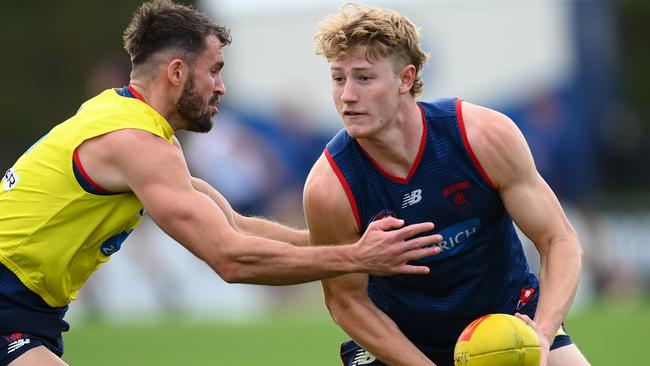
left=315, top=3, right=429, bottom=96
left=123, top=0, right=231, bottom=67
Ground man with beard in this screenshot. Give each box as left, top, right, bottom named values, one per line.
left=0, top=1, right=444, bottom=365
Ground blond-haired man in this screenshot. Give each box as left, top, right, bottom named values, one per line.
left=304, top=4, right=590, bottom=366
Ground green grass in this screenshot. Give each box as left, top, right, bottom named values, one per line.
left=563, top=299, right=650, bottom=364
left=63, top=299, right=649, bottom=365
left=63, top=311, right=348, bottom=366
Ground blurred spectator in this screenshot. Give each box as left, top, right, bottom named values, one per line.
left=182, top=99, right=333, bottom=311
left=575, top=205, right=641, bottom=301
left=518, top=90, right=570, bottom=197
left=506, top=88, right=589, bottom=204
left=182, top=109, right=290, bottom=216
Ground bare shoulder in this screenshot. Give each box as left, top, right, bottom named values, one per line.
left=77, top=129, right=183, bottom=192
left=102, top=129, right=181, bottom=166
left=303, top=154, right=359, bottom=245
left=103, top=128, right=175, bottom=150
left=460, top=101, right=535, bottom=189
left=460, top=101, right=525, bottom=157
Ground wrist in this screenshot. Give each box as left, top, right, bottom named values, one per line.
left=536, top=322, right=557, bottom=342
left=339, top=243, right=364, bottom=273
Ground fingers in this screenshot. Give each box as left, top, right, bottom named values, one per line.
left=514, top=313, right=544, bottom=338
left=368, top=216, right=405, bottom=231
left=405, top=234, right=443, bottom=249
left=394, top=264, right=431, bottom=275
left=515, top=313, right=534, bottom=327
left=515, top=313, right=550, bottom=366
left=394, top=234, right=442, bottom=264
left=392, top=222, right=435, bottom=239
left=401, top=247, right=441, bottom=262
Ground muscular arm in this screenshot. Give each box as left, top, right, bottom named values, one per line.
left=174, top=137, right=309, bottom=246
left=304, top=155, right=438, bottom=366
left=77, top=129, right=440, bottom=284
left=190, top=176, right=309, bottom=246
left=462, top=102, right=583, bottom=347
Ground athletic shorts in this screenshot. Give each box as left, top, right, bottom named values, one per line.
left=339, top=290, right=573, bottom=366
left=0, top=263, right=69, bottom=365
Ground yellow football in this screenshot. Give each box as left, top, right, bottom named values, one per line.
left=453, top=313, right=541, bottom=366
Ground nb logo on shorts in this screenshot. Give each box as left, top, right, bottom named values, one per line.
left=7, top=338, right=31, bottom=354
left=352, top=348, right=376, bottom=365
left=2, top=168, right=20, bottom=192
left=401, top=189, right=422, bottom=208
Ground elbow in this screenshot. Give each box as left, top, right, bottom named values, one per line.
left=323, top=293, right=357, bottom=325
left=324, top=299, right=344, bottom=326
left=576, top=239, right=584, bottom=260
left=203, top=232, right=253, bottom=284
left=568, top=227, right=584, bottom=263
left=575, top=235, right=584, bottom=268
left=209, top=256, right=250, bottom=284
left=218, top=265, right=245, bottom=284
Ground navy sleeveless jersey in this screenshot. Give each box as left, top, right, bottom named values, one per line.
left=325, top=98, right=538, bottom=356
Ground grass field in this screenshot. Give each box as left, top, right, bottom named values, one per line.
left=62, top=299, right=648, bottom=365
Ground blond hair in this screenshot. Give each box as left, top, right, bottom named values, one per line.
left=315, top=3, right=429, bottom=96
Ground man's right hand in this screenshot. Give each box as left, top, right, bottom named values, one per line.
left=353, top=217, right=442, bottom=275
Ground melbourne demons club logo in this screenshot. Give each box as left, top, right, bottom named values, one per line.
left=368, top=210, right=398, bottom=225
left=442, top=181, right=471, bottom=208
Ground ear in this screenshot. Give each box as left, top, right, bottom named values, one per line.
left=166, top=58, right=188, bottom=86
left=398, top=64, right=416, bottom=95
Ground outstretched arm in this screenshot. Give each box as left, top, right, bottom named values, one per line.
left=79, top=129, right=442, bottom=284
left=172, top=137, right=310, bottom=246
left=461, top=102, right=583, bottom=365
left=304, top=154, right=439, bottom=365
left=190, top=176, right=309, bottom=246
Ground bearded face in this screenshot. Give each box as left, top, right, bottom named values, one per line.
left=176, top=73, right=218, bottom=133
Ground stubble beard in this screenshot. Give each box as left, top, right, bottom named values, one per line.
left=177, top=75, right=216, bottom=133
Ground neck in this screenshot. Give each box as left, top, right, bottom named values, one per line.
left=357, top=100, right=423, bottom=178
left=128, top=80, right=183, bottom=131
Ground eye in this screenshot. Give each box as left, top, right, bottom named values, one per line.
left=358, top=75, right=372, bottom=82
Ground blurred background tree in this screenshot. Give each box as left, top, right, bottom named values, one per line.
left=0, top=0, right=192, bottom=170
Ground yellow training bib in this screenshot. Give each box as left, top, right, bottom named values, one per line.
left=0, top=88, right=174, bottom=307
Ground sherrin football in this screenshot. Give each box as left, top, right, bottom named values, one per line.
left=453, top=313, right=541, bottom=366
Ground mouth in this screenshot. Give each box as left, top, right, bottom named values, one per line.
left=343, top=110, right=365, bottom=117
left=209, top=98, right=220, bottom=115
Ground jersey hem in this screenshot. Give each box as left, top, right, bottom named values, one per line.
left=0, top=257, right=62, bottom=308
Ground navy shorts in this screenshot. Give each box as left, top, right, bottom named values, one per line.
left=339, top=290, right=573, bottom=366
left=0, top=263, right=69, bottom=365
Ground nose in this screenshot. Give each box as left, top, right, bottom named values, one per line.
left=214, top=73, right=226, bottom=96
left=340, top=80, right=357, bottom=104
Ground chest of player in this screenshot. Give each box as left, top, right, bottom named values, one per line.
left=354, top=130, right=503, bottom=228
left=359, top=171, right=500, bottom=230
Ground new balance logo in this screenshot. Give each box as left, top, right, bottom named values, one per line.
left=2, top=168, right=20, bottom=192
left=401, top=189, right=422, bottom=208
left=352, top=348, right=376, bottom=365
left=7, top=338, right=30, bottom=354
